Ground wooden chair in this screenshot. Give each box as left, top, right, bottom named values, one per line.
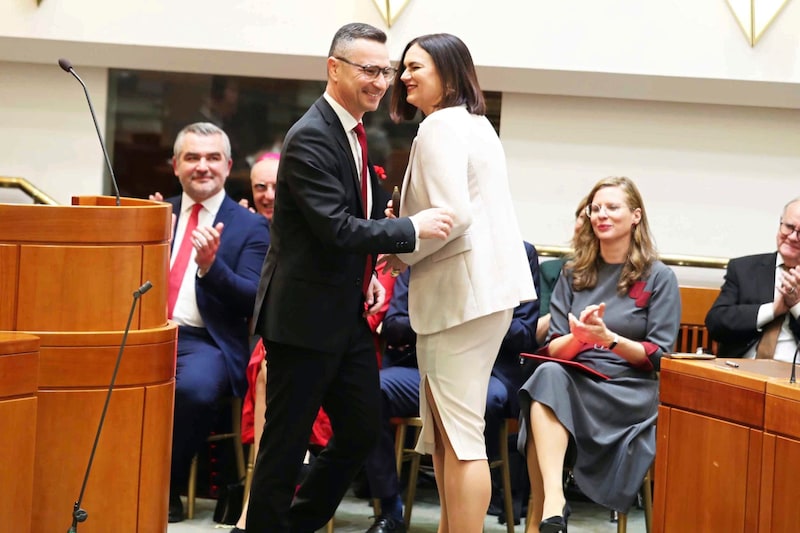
left=674, top=286, right=720, bottom=354
left=391, top=416, right=519, bottom=533
left=187, top=396, right=246, bottom=519
left=614, top=467, right=653, bottom=533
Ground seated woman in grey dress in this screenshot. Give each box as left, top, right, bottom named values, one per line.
left=518, top=176, right=680, bottom=533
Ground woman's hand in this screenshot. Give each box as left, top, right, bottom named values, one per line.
left=569, top=302, right=614, bottom=346
left=376, top=254, right=408, bottom=278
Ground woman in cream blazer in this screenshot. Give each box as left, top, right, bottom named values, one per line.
left=383, top=33, right=536, bottom=533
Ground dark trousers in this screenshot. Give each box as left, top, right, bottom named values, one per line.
left=365, top=366, right=421, bottom=499
left=171, top=326, right=231, bottom=492
left=246, top=320, right=380, bottom=533
left=364, top=366, right=514, bottom=500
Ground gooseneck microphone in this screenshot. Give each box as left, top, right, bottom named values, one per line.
left=789, top=337, right=800, bottom=384
left=58, top=58, right=121, bottom=206
left=67, top=281, right=153, bottom=532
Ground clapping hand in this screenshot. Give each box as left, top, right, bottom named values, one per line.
left=568, top=303, right=611, bottom=346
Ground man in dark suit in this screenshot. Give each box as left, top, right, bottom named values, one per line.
left=164, top=122, right=270, bottom=522
left=245, top=23, right=454, bottom=532
left=364, top=242, right=540, bottom=533
left=706, top=198, right=800, bottom=360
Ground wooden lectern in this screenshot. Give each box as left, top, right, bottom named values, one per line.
left=0, top=332, right=40, bottom=532
left=654, top=357, right=800, bottom=533
left=0, top=196, right=177, bottom=532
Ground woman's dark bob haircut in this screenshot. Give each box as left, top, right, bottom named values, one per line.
left=390, top=33, right=486, bottom=122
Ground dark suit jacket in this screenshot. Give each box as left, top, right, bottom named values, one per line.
left=168, top=194, right=270, bottom=395
left=706, top=252, right=800, bottom=358
left=253, top=96, right=416, bottom=354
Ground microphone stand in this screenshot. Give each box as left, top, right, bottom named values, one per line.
left=58, top=58, right=121, bottom=206
left=67, top=281, right=152, bottom=532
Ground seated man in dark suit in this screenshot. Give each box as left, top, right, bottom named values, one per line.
left=162, top=122, right=270, bottom=522
left=706, top=197, right=800, bottom=361
left=364, top=242, right=540, bottom=533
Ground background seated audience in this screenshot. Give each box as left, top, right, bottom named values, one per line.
left=706, top=197, right=800, bottom=360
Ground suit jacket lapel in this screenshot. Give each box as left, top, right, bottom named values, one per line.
left=168, top=197, right=182, bottom=254
left=315, top=97, right=365, bottom=217
left=755, top=252, right=778, bottom=303
left=214, top=195, right=234, bottom=226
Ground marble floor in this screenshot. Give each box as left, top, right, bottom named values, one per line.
left=168, top=485, right=646, bottom=533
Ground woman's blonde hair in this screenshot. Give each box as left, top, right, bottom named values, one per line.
left=568, top=176, right=657, bottom=294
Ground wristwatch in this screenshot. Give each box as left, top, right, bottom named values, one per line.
left=607, top=334, right=619, bottom=351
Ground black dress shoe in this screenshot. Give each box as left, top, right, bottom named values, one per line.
left=539, top=503, right=570, bottom=533
left=168, top=493, right=184, bottom=523
left=366, top=516, right=406, bottom=533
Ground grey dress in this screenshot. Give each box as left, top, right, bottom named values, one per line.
left=518, top=260, right=680, bottom=512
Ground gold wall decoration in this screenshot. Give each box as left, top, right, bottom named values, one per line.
left=372, top=0, right=412, bottom=27
left=726, top=0, right=792, bottom=46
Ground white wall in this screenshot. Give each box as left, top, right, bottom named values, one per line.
left=1, top=61, right=107, bottom=204
left=502, top=93, right=800, bottom=260
left=1, top=0, right=799, bottom=106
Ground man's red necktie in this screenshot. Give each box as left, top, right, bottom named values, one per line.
left=168, top=203, right=202, bottom=318
left=353, top=123, right=373, bottom=297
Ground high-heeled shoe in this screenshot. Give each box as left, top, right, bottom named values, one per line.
left=539, top=503, right=571, bottom=533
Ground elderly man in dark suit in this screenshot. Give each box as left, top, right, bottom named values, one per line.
left=245, top=22, right=455, bottom=533
left=706, top=197, right=800, bottom=360
left=163, top=122, right=270, bottom=522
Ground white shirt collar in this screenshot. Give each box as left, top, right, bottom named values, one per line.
left=323, top=92, right=360, bottom=133
left=181, top=188, right=226, bottom=216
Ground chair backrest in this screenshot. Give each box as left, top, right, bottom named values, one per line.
left=674, top=286, right=720, bottom=354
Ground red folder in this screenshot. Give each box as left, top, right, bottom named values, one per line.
left=521, top=353, right=611, bottom=380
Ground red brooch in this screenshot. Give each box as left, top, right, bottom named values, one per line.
left=628, top=281, right=651, bottom=308
left=374, top=165, right=387, bottom=180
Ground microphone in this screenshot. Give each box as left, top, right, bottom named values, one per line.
left=67, top=281, right=153, bottom=532
left=58, top=58, right=121, bottom=206
left=790, top=337, right=800, bottom=384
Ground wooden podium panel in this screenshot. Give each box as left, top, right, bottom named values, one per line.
left=0, top=333, right=39, bottom=533
left=0, top=196, right=171, bottom=332
left=0, top=197, right=176, bottom=532
left=760, top=381, right=800, bottom=532
left=30, top=325, right=176, bottom=533
left=32, top=387, right=145, bottom=533
left=655, top=407, right=761, bottom=532
left=655, top=358, right=800, bottom=533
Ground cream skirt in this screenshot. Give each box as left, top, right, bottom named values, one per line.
left=414, top=308, right=512, bottom=460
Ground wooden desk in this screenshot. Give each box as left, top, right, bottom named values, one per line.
left=654, top=358, right=800, bottom=533
left=0, top=332, right=39, bottom=532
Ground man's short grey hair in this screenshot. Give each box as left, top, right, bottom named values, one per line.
left=328, top=22, right=387, bottom=58
left=783, top=197, right=800, bottom=216
left=173, top=122, right=232, bottom=160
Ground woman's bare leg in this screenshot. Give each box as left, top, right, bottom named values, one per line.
left=425, top=385, right=490, bottom=533
left=530, top=401, right=568, bottom=522
left=525, top=424, right=544, bottom=533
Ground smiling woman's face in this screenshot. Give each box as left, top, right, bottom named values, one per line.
left=400, top=43, right=444, bottom=117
